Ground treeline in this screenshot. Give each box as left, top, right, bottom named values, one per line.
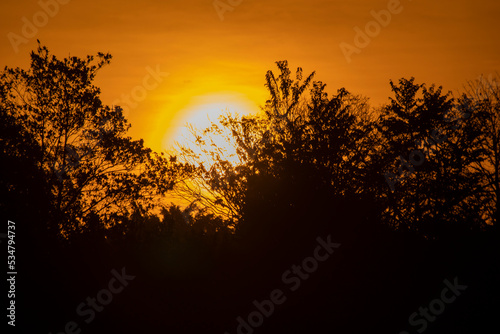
left=2, top=44, right=500, bottom=334
left=1, top=44, right=499, bottom=246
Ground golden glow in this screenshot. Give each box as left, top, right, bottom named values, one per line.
left=163, top=93, right=260, bottom=164
left=1, top=0, right=499, bottom=154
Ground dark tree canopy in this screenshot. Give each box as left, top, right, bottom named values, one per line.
left=175, top=63, right=498, bottom=241
left=2, top=48, right=499, bottom=334
left=2, top=48, right=497, bottom=243
left=0, top=43, right=184, bottom=240
left=376, top=78, right=487, bottom=238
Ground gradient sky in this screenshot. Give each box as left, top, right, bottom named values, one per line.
left=1, top=0, right=499, bottom=153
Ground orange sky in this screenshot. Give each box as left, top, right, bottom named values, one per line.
left=1, top=0, right=499, bottom=153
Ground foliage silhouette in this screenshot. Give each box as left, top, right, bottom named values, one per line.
left=175, top=61, right=377, bottom=231
left=2, top=47, right=499, bottom=334
left=462, top=74, right=500, bottom=228
left=375, top=77, right=488, bottom=239
left=0, top=43, right=185, bottom=241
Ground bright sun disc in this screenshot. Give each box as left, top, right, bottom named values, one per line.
left=163, top=93, right=260, bottom=164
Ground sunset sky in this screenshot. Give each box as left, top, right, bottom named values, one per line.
left=1, top=0, right=499, bottom=153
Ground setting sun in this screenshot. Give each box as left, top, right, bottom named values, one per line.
left=163, top=92, right=261, bottom=164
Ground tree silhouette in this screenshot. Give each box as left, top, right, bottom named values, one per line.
left=174, top=66, right=494, bottom=241
left=463, top=74, right=500, bottom=228
left=175, top=61, right=378, bottom=236
left=2, top=48, right=499, bottom=334
left=376, top=77, right=486, bottom=238
left=172, top=116, right=260, bottom=222
left=173, top=61, right=317, bottom=222
left=0, top=92, right=51, bottom=241
left=0, top=43, right=183, bottom=240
